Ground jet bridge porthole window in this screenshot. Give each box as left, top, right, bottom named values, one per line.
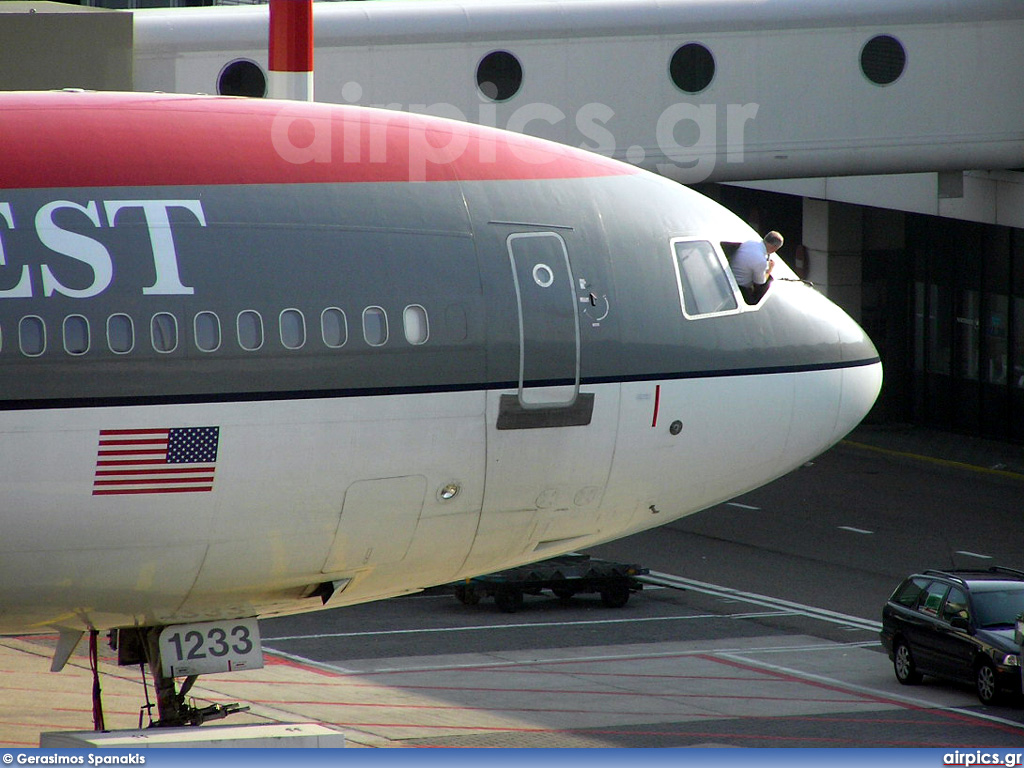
left=237, top=310, right=264, bottom=352
left=362, top=306, right=389, bottom=347
left=107, top=314, right=134, bottom=355
left=403, top=305, right=429, bottom=345
left=321, top=307, right=348, bottom=348
left=194, top=311, right=221, bottom=353
left=670, top=43, right=715, bottom=94
left=19, top=315, right=45, bottom=357
left=63, top=315, right=90, bottom=356
left=280, top=308, right=306, bottom=350
left=218, top=59, right=267, bottom=98
left=672, top=239, right=738, bottom=318
left=861, top=35, right=906, bottom=86
left=477, top=50, right=523, bottom=102
left=151, top=313, right=178, bottom=354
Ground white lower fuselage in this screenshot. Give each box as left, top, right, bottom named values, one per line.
left=0, top=360, right=880, bottom=633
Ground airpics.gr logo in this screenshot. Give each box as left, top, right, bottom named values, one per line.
left=269, top=81, right=760, bottom=183
left=943, top=752, right=1023, bottom=767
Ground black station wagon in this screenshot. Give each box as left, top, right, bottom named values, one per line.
left=880, top=568, right=1024, bottom=705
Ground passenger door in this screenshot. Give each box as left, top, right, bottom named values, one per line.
left=507, top=231, right=580, bottom=407
left=462, top=227, right=618, bottom=576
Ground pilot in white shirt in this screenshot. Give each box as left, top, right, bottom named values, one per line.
left=731, top=230, right=783, bottom=303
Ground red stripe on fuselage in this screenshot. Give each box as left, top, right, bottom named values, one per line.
left=0, top=92, right=637, bottom=189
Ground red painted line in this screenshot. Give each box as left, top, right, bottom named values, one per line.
left=310, top=680, right=870, bottom=704
left=699, top=654, right=1024, bottom=736
left=651, top=384, right=661, bottom=427
left=314, top=720, right=961, bottom=747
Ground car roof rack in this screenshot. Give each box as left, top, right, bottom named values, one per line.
left=922, top=567, right=1024, bottom=584
left=988, top=566, right=1024, bottom=579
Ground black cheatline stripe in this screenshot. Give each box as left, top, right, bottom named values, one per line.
left=0, top=356, right=880, bottom=412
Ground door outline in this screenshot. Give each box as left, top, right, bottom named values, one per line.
left=507, top=232, right=581, bottom=408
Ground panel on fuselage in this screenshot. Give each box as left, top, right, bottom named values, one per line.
left=507, top=231, right=580, bottom=407
left=460, top=214, right=620, bottom=576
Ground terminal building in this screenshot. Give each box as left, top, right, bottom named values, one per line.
left=8, top=0, right=1024, bottom=440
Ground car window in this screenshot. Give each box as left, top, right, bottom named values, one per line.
left=916, top=581, right=950, bottom=617
left=891, top=577, right=928, bottom=607
left=971, top=587, right=1024, bottom=628
left=940, top=586, right=969, bottom=624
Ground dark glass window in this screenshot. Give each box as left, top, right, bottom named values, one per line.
left=63, top=315, right=90, bottom=356
left=19, top=316, right=45, bottom=357
left=673, top=240, right=737, bottom=316
left=218, top=59, right=267, bottom=98
left=477, top=50, right=523, bottom=102
left=362, top=306, right=388, bottom=347
left=941, top=587, right=969, bottom=624
left=107, top=314, right=134, bottom=354
left=237, top=310, right=264, bottom=351
left=916, top=581, right=949, bottom=617
left=321, top=308, right=347, bottom=348
left=670, top=43, right=715, bottom=94
left=195, top=311, right=221, bottom=353
left=151, top=313, right=178, bottom=354
left=861, top=35, right=906, bottom=86
left=280, top=309, right=306, bottom=350
left=891, top=577, right=928, bottom=608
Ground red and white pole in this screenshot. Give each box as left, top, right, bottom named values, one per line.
left=268, top=0, right=314, bottom=101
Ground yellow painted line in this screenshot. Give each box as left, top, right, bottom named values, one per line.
left=841, top=439, right=1024, bottom=480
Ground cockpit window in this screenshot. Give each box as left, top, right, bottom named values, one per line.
left=672, top=239, right=738, bottom=318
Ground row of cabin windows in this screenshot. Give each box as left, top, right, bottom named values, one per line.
left=218, top=34, right=906, bottom=102
left=9, top=305, right=430, bottom=358
left=10, top=240, right=752, bottom=356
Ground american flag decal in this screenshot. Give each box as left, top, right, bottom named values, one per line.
left=92, top=427, right=220, bottom=496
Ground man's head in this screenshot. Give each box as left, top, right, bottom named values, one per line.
left=764, top=231, right=784, bottom=254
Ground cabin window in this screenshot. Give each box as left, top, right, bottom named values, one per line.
left=672, top=239, right=738, bottom=317
left=321, top=307, right=348, bottom=348
left=107, top=314, right=134, bottom=354
left=280, top=309, right=306, bottom=350
left=151, top=313, right=178, bottom=353
left=237, top=310, right=264, bottom=351
left=218, top=59, right=267, bottom=98
left=63, top=315, right=90, bottom=356
left=362, top=306, right=388, bottom=347
left=477, top=50, right=523, bottom=102
left=403, top=304, right=429, bottom=345
left=19, top=316, right=45, bottom=357
left=194, top=311, right=221, bottom=352
left=670, top=42, right=715, bottom=94
left=861, top=34, right=906, bottom=86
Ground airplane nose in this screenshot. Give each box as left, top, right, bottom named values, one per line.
left=836, top=315, right=884, bottom=444
left=777, top=283, right=882, bottom=464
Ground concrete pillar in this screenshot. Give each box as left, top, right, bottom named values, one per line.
left=802, top=198, right=864, bottom=321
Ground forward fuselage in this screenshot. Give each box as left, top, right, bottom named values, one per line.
left=0, top=92, right=880, bottom=632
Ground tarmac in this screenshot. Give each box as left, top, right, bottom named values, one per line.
left=1, top=422, right=1021, bottom=748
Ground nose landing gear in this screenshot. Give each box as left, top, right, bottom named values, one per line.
left=111, top=626, right=252, bottom=728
